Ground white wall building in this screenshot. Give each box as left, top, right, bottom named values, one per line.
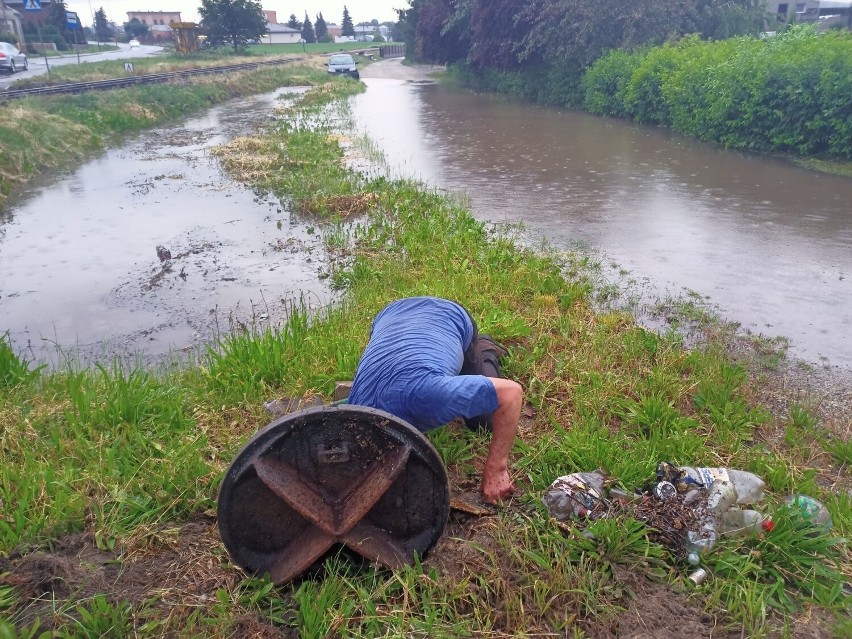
left=261, top=23, right=301, bottom=44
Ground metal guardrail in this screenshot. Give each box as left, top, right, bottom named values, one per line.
left=0, top=57, right=303, bottom=101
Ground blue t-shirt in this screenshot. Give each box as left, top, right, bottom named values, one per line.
left=348, top=297, right=498, bottom=432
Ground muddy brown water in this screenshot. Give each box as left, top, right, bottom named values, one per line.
left=355, top=59, right=852, bottom=370
left=0, top=87, right=332, bottom=367
left=2, top=62, right=850, bottom=371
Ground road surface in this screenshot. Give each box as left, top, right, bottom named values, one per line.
left=0, top=43, right=164, bottom=89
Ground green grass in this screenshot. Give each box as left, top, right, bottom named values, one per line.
left=248, top=42, right=392, bottom=55
left=0, top=77, right=849, bottom=638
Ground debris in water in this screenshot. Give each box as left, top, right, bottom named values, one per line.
left=156, top=245, right=172, bottom=262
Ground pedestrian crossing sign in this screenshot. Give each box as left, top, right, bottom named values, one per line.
left=23, top=0, right=42, bottom=11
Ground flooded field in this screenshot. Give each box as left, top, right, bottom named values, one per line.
left=0, top=87, right=332, bottom=367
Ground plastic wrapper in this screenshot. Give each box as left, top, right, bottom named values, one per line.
left=542, top=472, right=607, bottom=521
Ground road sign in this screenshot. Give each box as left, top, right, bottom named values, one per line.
left=23, top=0, right=42, bottom=11
left=66, top=11, right=79, bottom=30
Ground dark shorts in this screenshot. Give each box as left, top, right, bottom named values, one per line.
left=459, top=309, right=507, bottom=431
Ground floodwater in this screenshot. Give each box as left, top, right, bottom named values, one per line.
left=0, top=87, right=332, bottom=367
left=2, top=62, right=850, bottom=370
left=353, top=60, right=852, bottom=369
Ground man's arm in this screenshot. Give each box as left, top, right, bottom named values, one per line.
left=481, top=377, right=522, bottom=503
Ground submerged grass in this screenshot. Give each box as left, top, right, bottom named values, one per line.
left=0, top=79, right=849, bottom=637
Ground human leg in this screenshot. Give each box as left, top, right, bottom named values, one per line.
left=481, top=377, right=522, bottom=503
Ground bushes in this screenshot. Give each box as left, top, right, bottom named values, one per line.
left=582, top=26, right=852, bottom=158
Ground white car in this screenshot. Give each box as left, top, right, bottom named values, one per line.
left=129, top=39, right=141, bottom=49
left=0, top=42, right=28, bottom=74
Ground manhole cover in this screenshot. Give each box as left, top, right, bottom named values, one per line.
left=218, top=404, right=450, bottom=584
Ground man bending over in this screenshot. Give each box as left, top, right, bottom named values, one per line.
left=348, top=297, right=522, bottom=503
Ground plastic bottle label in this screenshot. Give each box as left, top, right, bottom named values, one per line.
left=696, top=467, right=730, bottom=487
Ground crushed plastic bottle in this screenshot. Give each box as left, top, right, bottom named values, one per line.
left=783, top=495, right=832, bottom=530
left=542, top=472, right=606, bottom=521
left=657, top=462, right=765, bottom=504
left=685, top=480, right=738, bottom=565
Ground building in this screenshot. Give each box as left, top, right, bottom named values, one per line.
left=262, top=10, right=277, bottom=24
left=126, top=11, right=182, bottom=27
left=4, top=0, right=60, bottom=32
left=0, top=5, right=24, bottom=46
left=326, top=23, right=341, bottom=38
left=766, top=0, right=852, bottom=27
left=261, top=23, right=300, bottom=44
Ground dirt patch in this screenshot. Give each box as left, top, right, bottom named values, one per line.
left=2, top=515, right=240, bottom=631
left=609, top=566, right=719, bottom=638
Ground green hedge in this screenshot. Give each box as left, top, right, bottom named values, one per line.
left=583, top=26, right=852, bottom=158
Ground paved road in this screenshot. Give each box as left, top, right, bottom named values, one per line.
left=360, top=56, right=443, bottom=81
left=0, top=43, right=164, bottom=89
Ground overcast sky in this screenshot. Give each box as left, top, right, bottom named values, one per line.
left=64, top=1, right=405, bottom=28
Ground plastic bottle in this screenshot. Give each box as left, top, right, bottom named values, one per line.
left=657, top=463, right=765, bottom=504
left=783, top=495, right=832, bottom=529
left=685, top=480, right=738, bottom=565
left=718, top=509, right=773, bottom=535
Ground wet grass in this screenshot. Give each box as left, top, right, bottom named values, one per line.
left=0, top=81, right=849, bottom=637
left=248, top=42, right=384, bottom=55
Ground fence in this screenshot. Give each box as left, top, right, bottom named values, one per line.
left=379, top=44, right=405, bottom=59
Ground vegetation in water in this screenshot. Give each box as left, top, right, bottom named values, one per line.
left=0, top=79, right=848, bottom=638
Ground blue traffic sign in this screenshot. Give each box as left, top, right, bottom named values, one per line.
left=66, top=11, right=79, bottom=29
left=23, top=0, right=42, bottom=11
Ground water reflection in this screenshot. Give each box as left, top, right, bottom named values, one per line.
left=352, top=75, right=851, bottom=367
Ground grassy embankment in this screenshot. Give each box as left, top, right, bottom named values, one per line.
left=451, top=26, right=852, bottom=173
left=0, top=55, right=336, bottom=206
left=248, top=42, right=388, bottom=56
left=0, top=78, right=849, bottom=637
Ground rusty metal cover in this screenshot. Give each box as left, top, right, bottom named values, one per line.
left=217, top=404, right=450, bottom=584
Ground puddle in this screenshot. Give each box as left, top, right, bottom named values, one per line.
left=0, top=87, right=334, bottom=368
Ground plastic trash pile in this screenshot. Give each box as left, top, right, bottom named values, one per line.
left=543, top=462, right=832, bottom=573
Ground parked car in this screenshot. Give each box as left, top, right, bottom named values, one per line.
left=327, top=54, right=359, bottom=80
left=0, top=42, right=28, bottom=74
left=129, top=39, right=141, bottom=49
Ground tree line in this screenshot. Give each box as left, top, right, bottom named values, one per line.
left=395, top=0, right=765, bottom=71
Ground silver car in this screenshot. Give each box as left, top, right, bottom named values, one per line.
left=0, top=42, right=28, bottom=74
left=327, top=53, right=359, bottom=80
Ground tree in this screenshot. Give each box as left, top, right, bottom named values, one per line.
left=94, top=7, right=111, bottom=43
left=287, top=14, right=301, bottom=30
left=342, top=6, right=355, bottom=36
left=301, top=13, right=316, bottom=43
left=199, top=0, right=267, bottom=51
left=124, top=18, right=149, bottom=41
left=315, top=12, right=329, bottom=42
left=45, top=0, right=69, bottom=35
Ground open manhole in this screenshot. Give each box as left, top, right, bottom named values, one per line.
left=218, top=404, right=450, bottom=584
